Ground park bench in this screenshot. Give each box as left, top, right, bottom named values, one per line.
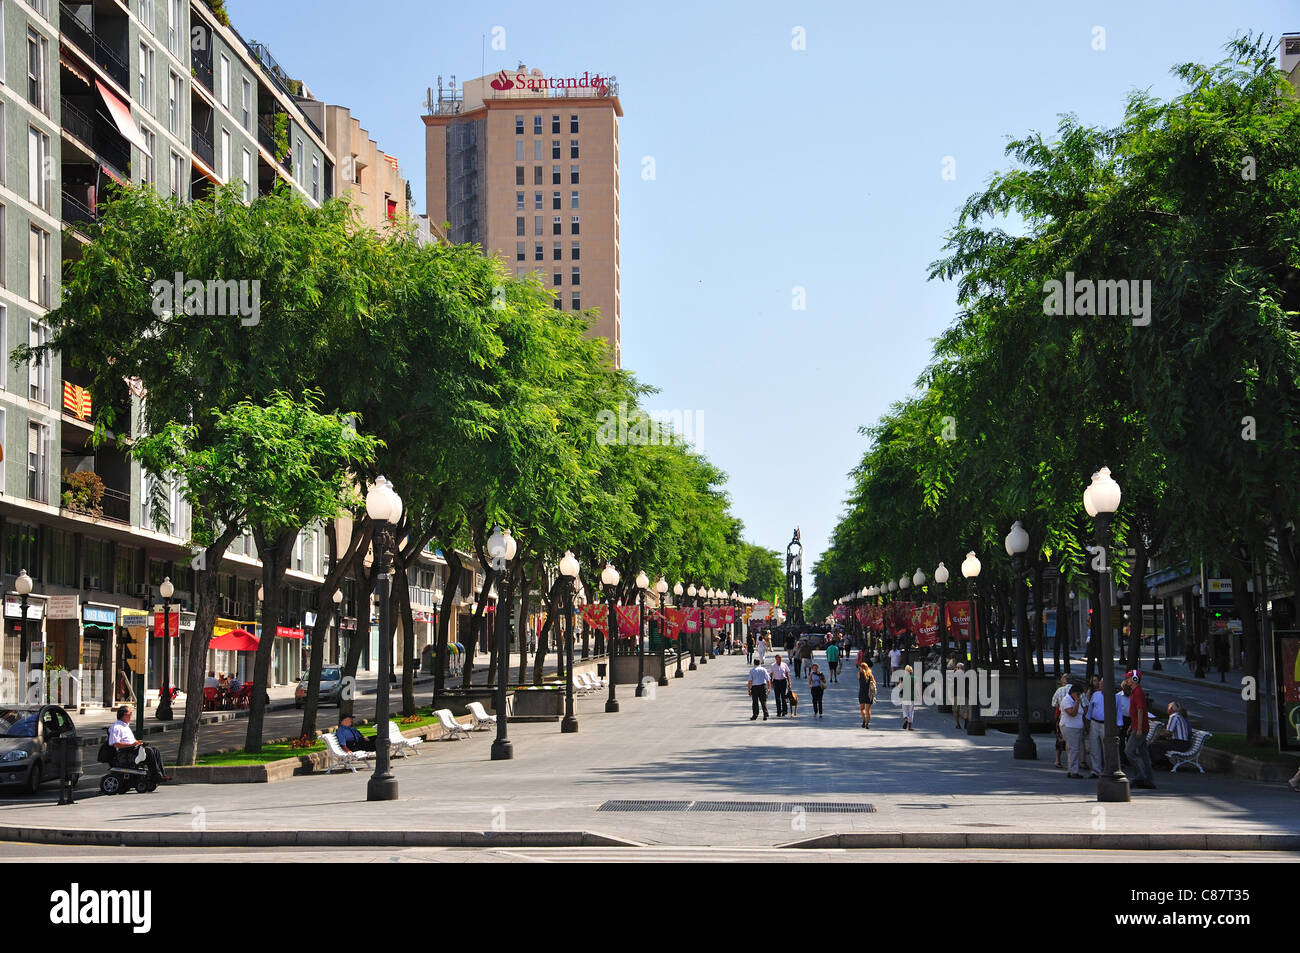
left=466, top=701, right=497, bottom=731
left=387, top=721, right=423, bottom=758
left=435, top=708, right=470, bottom=741
left=322, top=732, right=373, bottom=773
left=1168, top=729, right=1213, bottom=774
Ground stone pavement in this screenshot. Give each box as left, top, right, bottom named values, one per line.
left=2, top=650, right=1298, bottom=850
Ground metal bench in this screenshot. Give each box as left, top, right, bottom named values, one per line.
left=1168, top=729, right=1213, bottom=774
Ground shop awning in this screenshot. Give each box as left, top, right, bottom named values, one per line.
left=209, top=628, right=259, bottom=651
left=95, top=79, right=150, bottom=157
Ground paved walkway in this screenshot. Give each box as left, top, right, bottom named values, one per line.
left=2, top=651, right=1297, bottom=849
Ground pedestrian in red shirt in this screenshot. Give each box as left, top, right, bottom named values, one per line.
left=1123, top=671, right=1156, bottom=789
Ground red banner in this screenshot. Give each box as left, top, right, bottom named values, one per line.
left=656, top=609, right=680, bottom=640
left=944, top=601, right=973, bottom=641
left=832, top=604, right=849, bottom=621
left=580, top=605, right=608, bottom=634
left=854, top=605, right=869, bottom=627
left=721, top=606, right=735, bottom=624
left=889, top=602, right=910, bottom=637
left=912, top=603, right=940, bottom=646
left=703, top=606, right=727, bottom=629
left=153, top=611, right=179, bottom=638
left=614, top=605, right=640, bottom=637
left=680, top=607, right=701, bottom=633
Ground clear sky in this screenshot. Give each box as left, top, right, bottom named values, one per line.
left=227, top=0, right=1294, bottom=597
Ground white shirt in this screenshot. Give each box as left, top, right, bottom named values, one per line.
left=107, top=720, right=137, bottom=746
left=889, top=649, right=901, bottom=667
left=1059, top=693, right=1085, bottom=729
left=748, top=665, right=771, bottom=687
left=1116, top=692, right=1130, bottom=726
left=755, top=642, right=767, bottom=660
left=769, top=661, right=790, bottom=682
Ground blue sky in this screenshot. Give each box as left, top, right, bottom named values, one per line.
left=227, top=0, right=1294, bottom=596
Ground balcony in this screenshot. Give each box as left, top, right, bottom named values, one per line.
left=192, top=126, right=214, bottom=168
left=62, top=189, right=96, bottom=228
left=60, top=480, right=131, bottom=525
left=191, top=25, right=214, bottom=92
left=60, top=97, right=130, bottom=178
left=256, top=115, right=282, bottom=160
left=59, top=2, right=130, bottom=89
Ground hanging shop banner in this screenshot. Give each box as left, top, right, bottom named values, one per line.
left=579, top=604, right=608, bottom=634
left=614, top=605, right=641, bottom=637
left=151, top=607, right=180, bottom=638
left=702, top=606, right=725, bottom=629
left=912, top=603, right=940, bottom=647
left=889, top=603, right=910, bottom=637
left=656, top=609, right=680, bottom=640
left=672, top=607, right=701, bottom=634
left=832, top=604, right=849, bottom=621
left=945, top=601, right=973, bottom=642
left=722, top=606, right=736, bottom=624
left=1275, top=631, right=1300, bottom=752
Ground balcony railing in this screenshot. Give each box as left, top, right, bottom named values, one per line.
left=59, top=3, right=130, bottom=89
left=193, top=53, right=214, bottom=93
left=60, top=97, right=130, bottom=178
left=60, top=481, right=131, bottom=525
left=191, top=126, right=214, bottom=167
left=62, top=189, right=96, bottom=227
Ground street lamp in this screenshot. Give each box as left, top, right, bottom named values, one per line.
left=487, top=525, right=518, bottom=760
left=656, top=577, right=670, bottom=685
left=1005, top=520, right=1036, bottom=760
left=602, top=563, right=621, bottom=712
left=332, top=586, right=343, bottom=666
left=365, top=475, right=403, bottom=799
left=634, top=570, right=649, bottom=696
left=673, top=581, right=685, bottom=677
left=1086, top=467, right=1130, bottom=802
left=934, top=563, right=949, bottom=708
left=157, top=577, right=176, bottom=721
left=686, top=583, right=698, bottom=670
left=962, top=550, right=986, bottom=735
left=559, top=550, right=580, bottom=733
left=706, top=588, right=717, bottom=659
left=575, top=585, right=588, bottom=660
left=16, top=569, right=33, bottom=705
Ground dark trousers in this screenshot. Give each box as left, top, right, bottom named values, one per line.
left=793, top=657, right=802, bottom=678
left=811, top=686, right=825, bottom=715
left=751, top=686, right=768, bottom=718
left=772, top=679, right=788, bottom=715
left=1150, top=737, right=1192, bottom=762
left=117, top=745, right=166, bottom=778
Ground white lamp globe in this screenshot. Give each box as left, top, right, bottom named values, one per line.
left=559, top=550, right=580, bottom=578
left=888, top=580, right=898, bottom=593
left=600, top=563, right=620, bottom=587
left=635, top=571, right=649, bottom=590
left=687, top=583, right=697, bottom=597
left=1091, top=467, right=1121, bottom=514
left=1004, top=520, right=1030, bottom=557
left=913, top=568, right=926, bottom=587
left=961, top=551, right=982, bottom=579
left=503, top=529, right=517, bottom=560
left=487, top=526, right=507, bottom=559
left=366, top=476, right=395, bottom=522
left=899, top=575, right=910, bottom=591
left=657, top=577, right=670, bottom=595
left=934, top=562, right=949, bottom=584
left=333, top=588, right=344, bottom=605
left=1083, top=476, right=1098, bottom=518
left=160, top=577, right=174, bottom=599
left=673, top=581, right=684, bottom=596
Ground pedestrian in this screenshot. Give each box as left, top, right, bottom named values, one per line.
left=858, top=661, right=877, bottom=728
left=1123, top=671, right=1156, bottom=789
left=952, top=661, right=968, bottom=730
left=755, top=635, right=767, bottom=664
left=792, top=641, right=804, bottom=679
left=1084, top=674, right=1105, bottom=778
left=1288, top=767, right=1300, bottom=793
left=1150, top=701, right=1192, bottom=766
left=770, top=654, right=791, bottom=717
left=747, top=658, right=771, bottom=721
left=826, top=641, right=841, bottom=683
left=1059, top=682, right=1085, bottom=778
left=888, top=643, right=902, bottom=683
left=336, top=713, right=375, bottom=753
left=107, top=706, right=171, bottom=782
left=807, top=663, right=827, bottom=718
left=1050, top=674, right=1070, bottom=768
left=899, top=664, right=917, bottom=730
left=1116, top=675, right=1132, bottom=767
left=746, top=631, right=755, bottom=664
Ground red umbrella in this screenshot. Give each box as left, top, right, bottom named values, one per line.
left=208, top=628, right=259, bottom=651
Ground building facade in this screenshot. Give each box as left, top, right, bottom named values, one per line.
left=422, top=66, right=623, bottom=365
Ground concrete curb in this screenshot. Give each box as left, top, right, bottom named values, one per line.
left=0, top=826, right=643, bottom=849
left=779, top=832, right=1300, bottom=850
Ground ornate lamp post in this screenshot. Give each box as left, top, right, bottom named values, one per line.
left=332, top=587, right=343, bottom=666
left=934, top=563, right=949, bottom=707
left=487, top=526, right=518, bottom=761
left=365, top=475, right=403, bottom=799
left=656, top=578, right=670, bottom=685
left=962, top=551, right=986, bottom=736
left=602, top=563, right=621, bottom=712
left=1005, top=520, right=1036, bottom=760
left=559, top=550, right=580, bottom=733
left=706, top=588, right=717, bottom=659
left=1086, top=467, right=1131, bottom=802
left=634, top=571, right=649, bottom=696
left=156, top=577, right=176, bottom=721
left=16, top=569, right=33, bottom=705
left=673, top=581, right=685, bottom=677
left=686, top=583, right=698, bottom=670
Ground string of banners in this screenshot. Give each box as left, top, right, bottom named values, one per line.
left=576, top=605, right=735, bottom=638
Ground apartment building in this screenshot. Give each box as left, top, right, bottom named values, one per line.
left=296, top=95, right=407, bottom=232
left=0, top=0, right=426, bottom=711
left=423, top=66, right=623, bottom=365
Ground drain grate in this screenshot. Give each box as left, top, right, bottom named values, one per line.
left=597, top=799, right=875, bottom=814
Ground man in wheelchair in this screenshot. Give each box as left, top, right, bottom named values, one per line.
left=107, top=706, right=170, bottom=782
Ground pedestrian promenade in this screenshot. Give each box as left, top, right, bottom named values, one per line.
left=2, top=651, right=1297, bottom=850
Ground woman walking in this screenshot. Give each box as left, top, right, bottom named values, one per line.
left=858, top=662, right=877, bottom=729
left=808, top=663, right=827, bottom=718
left=899, top=664, right=917, bottom=730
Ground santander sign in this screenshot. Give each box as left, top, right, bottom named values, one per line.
left=489, top=69, right=609, bottom=92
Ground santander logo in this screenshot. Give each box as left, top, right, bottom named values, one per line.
left=489, top=70, right=514, bottom=91
left=488, top=69, right=609, bottom=93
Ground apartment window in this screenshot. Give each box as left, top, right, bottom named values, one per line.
left=0, top=105, right=5, bottom=185
left=552, top=272, right=561, bottom=287
left=534, top=243, right=543, bottom=262
left=0, top=408, right=5, bottom=494
left=515, top=241, right=525, bottom=262
left=515, top=216, right=525, bottom=237
left=219, top=54, right=230, bottom=108
left=572, top=266, right=581, bottom=285
left=515, top=140, right=524, bottom=161
left=137, top=0, right=155, bottom=33
left=533, top=139, right=542, bottom=161
left=169, top=149, right=184, bottom=199
left=168, top=0, right=183, bottom=56
left=552, top=216, right=561, bottom=236
left=3, top=522, right=38, bottom=577
left=26, top=29, right=47, bottom=112
left=515, top=115, right=523, bottom=135
left=570, top=114, right=579, bottom=133
left=27, top=423, right=49, bottom=503
left=533, top=165, right=542, bottom=185
left=168, top=70, right=182, bottom=134
left=551, top=140, right=560, bottom=160
left=515, top=165, right=524, bottom=186
left=532, top=115, right=542, bottom=135
left=220, top=128, right=231, bottom=181
left=241, top=79, right=252, bottom=130
left=571, top=241, right=580, bottom=261
left=140, top=126, right=156, bottom=186
left=242, top=149, right=252, bottom=201
left=571, top=190, right=580, bottom=210
left=0, top=305, right=6, bottom=387
left=28, top=227, right=49, bottom=308
left=571, top=291, right=581, bottom=310
left=570, top=140, right=580, bottom=159
left=138, top=43, right=155, bottom=109
left=533, top=191, right=542, bottom=210
left=553, top=242, right=561, bottom=261
left=571, top=216, right=580, bottom=235
left=571, top=165, right=580, bottom=185
left=533, top=216, right=543, bottom=236
left=515, top=191, right=524, bottom=211
left=552, top=165, right=561, bottom=185
left=552, top=191, right=561, bottom=210
left=311, top=156, right=319, bottom=201
left=294, top=138, right=304, bottom=184
left=551, top=115, right=560, bottom=134
left=0, top=209, right=5, bottom=286
left=27, top=126, right=49, bottom=210
left=28, top=319, right=50, bottom=403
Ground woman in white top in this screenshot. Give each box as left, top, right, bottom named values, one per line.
left=1059, top=683, right=1086, bottom=778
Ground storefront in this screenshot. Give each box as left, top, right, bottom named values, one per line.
left=81, top=604, right=117, bottom=707
left=3, top=594, right=45, bottom=703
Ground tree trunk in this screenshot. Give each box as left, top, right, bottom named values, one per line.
left=339, top=559, right=378, bottom=721
left=245, top=527, right=296, bottom=753
left=175, top=526, right=240, bottom=766
left=1054, top=567, right=1068, bottom=677
left=1228, top=546, right=1262, bottom=742
left=1033, top=560, right=1046, bottom=676
left=476, top=571, right=495, bottom=686
left=393, top=561, right=417, bottom=714
left=438, top=545, right=463, bottom=693
left=1129, top=530, right=1147, bottom=672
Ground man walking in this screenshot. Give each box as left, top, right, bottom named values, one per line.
left=770, top=654, right=791, bottom=717
left=1124, top=671, right=1156, bottom=789
left=748, top=658, right=771, bottom=721
left=826, top=641, right=841, bottom=683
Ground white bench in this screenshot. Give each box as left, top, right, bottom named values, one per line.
left=435, top=708, right=470, bottom=741
left=387, top=721, right=424, bottom=757
left=322, top=731, right=373, bottom=773
left=466, top=701, right=496, bottom=731
left=1168, top=729, right=1213, bottom=774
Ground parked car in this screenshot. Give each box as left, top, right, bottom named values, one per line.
left=0, top=705, right=77, bottom=794
left=295, top=667, right=345, bottom=709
